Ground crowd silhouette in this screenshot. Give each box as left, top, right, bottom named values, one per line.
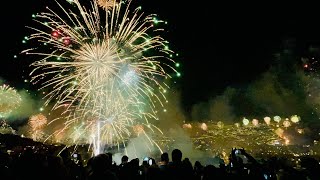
left=1, top=142, right=320, bottom=180
left=1, top=134, right=320, bottom=180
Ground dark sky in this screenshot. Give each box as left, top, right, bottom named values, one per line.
left=2, top=0, right=320, bottom=111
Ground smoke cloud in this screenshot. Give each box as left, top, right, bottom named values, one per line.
left=188, top=67, right=318, bottom=126
left=9, top=90, right=43, bottom=121
left=0, top=76, right=43, bottom=123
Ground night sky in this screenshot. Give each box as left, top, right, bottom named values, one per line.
left=2, top=0, right=320, bottom=113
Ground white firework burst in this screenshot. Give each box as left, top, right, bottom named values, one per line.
left=0, top=84, right=22, bottom=117
left=24, top=0, right=176, bottom=155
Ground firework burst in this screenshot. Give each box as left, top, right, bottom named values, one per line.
left=159, top=115, right=308, bottom=158
left=29, top=113, right=48, bottom=129
left=24, top=0, right=177, bottom=154
left=96, top=0, right=119, bottom=10
left=28, top=113, right=48, bottom=141
left=0, top=84, right=22, bottom=117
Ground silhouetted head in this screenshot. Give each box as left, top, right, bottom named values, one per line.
left=121, top=155, right=129, bottom=164
left=171, top=149, right=182, bottom=162
left=60, top=148, right=70, bottom=159
left=161, top=152, right=169, bottom=163
left=91, top=153, right=110, bottom=172
left=194, top=161, right=202, bottom=168
left=106, top=152, right=113, bottom=163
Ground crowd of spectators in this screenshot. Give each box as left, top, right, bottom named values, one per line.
left=1, top=134, right=320, bottom=179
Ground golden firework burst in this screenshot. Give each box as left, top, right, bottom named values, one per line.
left=96, top=0, right=118, bottom=10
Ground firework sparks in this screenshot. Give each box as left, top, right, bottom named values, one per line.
left=200, top=123, right=208, bottom=131
left=290, top=115, right=300, bottom=123
left=242, top=117, right=249, bottom=126
left=24, top=0, right=177, bottom=155
left=96, top=0, right=119, bottom=10
left=155, top=115, right=308, bottom=158
left=283, top=120, right=291, bottom=128
left=29, top=113, right=48, bottom=130
left=28, top=113, right=48, bottom=141
left=264, top=116, right=271, bottom=125
left=0, top=84, right=22, bottom=117
left=252, top=119, right=259, bottom=127
left=132, top=124, right=144, bottom=136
